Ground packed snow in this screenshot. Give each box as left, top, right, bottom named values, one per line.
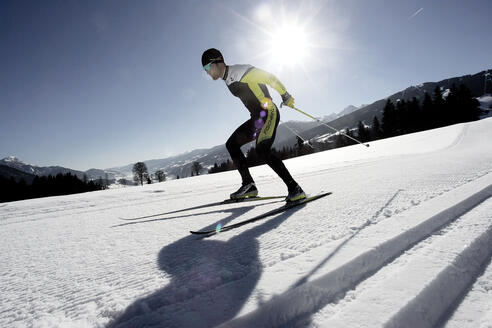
left=1, top=118, right=491, bottom=328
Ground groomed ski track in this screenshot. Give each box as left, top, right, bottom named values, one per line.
left=1, top=117, right=491, bottom=328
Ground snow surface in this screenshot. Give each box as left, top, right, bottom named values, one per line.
left=1, top=118, right=492, bottom=328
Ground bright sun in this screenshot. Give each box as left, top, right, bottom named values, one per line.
left=233, top=2, right=330, bottom=72
left=269, top=23, right=310, bottom=67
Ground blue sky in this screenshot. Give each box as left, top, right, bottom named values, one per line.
left=1, top=0, right=491, bottom=171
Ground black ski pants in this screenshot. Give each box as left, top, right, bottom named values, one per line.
left=225, top=106, right=296, bottom=190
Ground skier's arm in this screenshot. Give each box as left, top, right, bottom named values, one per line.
left=241, top=68, right=295, bottom=107
left=242, top=68, right=286, bottom=94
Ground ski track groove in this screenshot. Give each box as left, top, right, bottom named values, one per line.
left=218, top=182, right=492, bottom=327
left=315, top=196, right=492, bottom=327
left=387, top=224, right=492, bottom=328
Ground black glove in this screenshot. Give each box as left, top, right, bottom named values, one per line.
left=281, top=92, right=295, bottom=108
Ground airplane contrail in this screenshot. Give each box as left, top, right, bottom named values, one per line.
left=408, top=7, right=424, bottom=20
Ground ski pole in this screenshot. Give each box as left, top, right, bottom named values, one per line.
left=280, top=120, right=315, bottom=149
left=282, top=104, right=370, bottom=148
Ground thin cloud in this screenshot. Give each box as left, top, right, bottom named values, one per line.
left=408, top=7, right=424, bottom=20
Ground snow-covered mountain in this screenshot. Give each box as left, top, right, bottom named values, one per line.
left=1, top=117, right=491, bottom=327
left=337, top=104, right=367, bottom=117
left=0, top=156, right=35, bottom=174
left=107, top=144, right=232, bottom=180
left=0, top=156, right=113, bottom=181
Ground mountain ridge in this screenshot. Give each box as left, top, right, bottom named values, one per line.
left=0, top=156, right=113, bottom=182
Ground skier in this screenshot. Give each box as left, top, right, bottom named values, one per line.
left=202, top=48, right=306, bottom=202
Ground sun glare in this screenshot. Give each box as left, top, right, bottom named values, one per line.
left=269, top=23, right=309, bottom=67
left=230, top=2, right=335, bottom=73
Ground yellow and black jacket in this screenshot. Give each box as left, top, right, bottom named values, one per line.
left=223, top=64, right=288, bottom=118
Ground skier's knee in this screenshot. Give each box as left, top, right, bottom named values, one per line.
left=226, top=137, right=237, bottom=154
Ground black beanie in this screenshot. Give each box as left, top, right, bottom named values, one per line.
left=202, top=48, right=224, bottom=66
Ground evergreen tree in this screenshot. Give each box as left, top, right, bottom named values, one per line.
left=97, top=176, right=104, bottom=190
left=296, top=136, right=309, bottom=156
left=191, top=161, right=203, bottom=176
left=209, top=163, right=219, bottom=174
left=432, top=86, right=446, bottom=127
left=371, top=116, right=383, bottom=140
left=357, top=121, right=370, bottom=142
left=345, top=128, right=357, bottom=146
left=445, top=84, right=460, bottom=125
left=395, top=99, right=407, bottom=135
left=407, top=97, right=422, bottom=133
left=382, top=99, right=397, bottom=138
left=422, top=92, right=434, bottom=130
left=457, top=84, right=481, bottom=122
left=335, top=133, right=346, bottom=148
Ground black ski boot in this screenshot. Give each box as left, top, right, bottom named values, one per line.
left=230, top=182, right=258, bottom=200
left=286, top=184, right=306, bottom=202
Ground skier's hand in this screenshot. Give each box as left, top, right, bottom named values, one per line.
left=281, top=92, right=295, bottom=108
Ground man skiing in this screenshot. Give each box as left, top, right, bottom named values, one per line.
left=202, top=48, right=306, bottom=202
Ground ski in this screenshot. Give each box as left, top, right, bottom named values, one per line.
left=119, top=195, right=285, bottom=221
left=190, top=192, right=332, bottom=235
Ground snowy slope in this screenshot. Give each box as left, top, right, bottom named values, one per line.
left=1, top=118, right=491, bottom=328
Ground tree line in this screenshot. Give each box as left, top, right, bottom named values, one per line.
left=132, top=162, right=167, bottom=185
left=209, top=83, right=481, bottom=174
left=378, top=84, right=481, bottom=139
left=131, top=161, right=204, bottom=185
left=0, top=173, right=107, bottom=203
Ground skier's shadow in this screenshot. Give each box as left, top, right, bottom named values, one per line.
left=108, top=203, right=304, bottom=328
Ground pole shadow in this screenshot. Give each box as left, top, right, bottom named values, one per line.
left=111, top=200, right=284, bottom=228
left=108, top=204, right=305, bottom=328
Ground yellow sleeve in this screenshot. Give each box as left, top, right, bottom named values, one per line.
left=240, top=68, right=288, bottom=98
